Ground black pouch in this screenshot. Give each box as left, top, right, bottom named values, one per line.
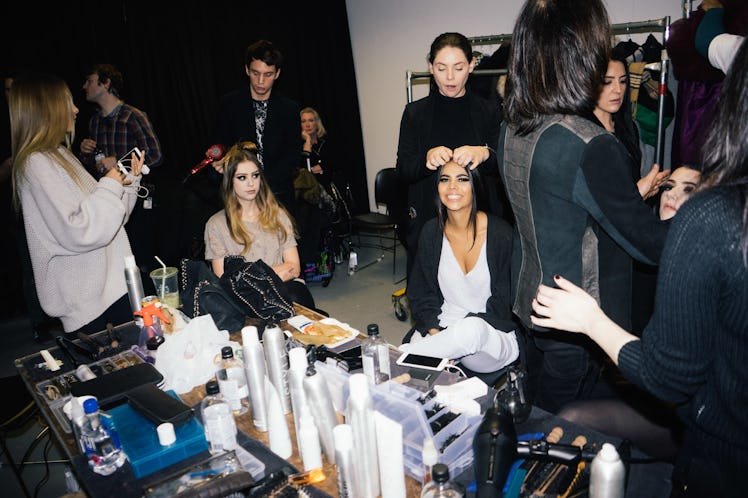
left=70, top=362, right=164, bottom=408
left=126, top=383, right=194, bottom=426
left=220, top=256, right=294, bottom=324
left=180, top=258, right=247, bottom=332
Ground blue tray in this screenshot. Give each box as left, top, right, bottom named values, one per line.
left=108, top=390, right=208, bottom=478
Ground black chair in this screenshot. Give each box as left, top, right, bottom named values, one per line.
left=350, top=168, right=408, bottom=277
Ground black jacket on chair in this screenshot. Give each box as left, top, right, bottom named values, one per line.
left=407, top=214, right=516, bottom=335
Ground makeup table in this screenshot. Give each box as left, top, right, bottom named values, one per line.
left=15, top=304, right=673, bottom=497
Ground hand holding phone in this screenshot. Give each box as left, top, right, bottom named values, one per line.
left=117, top=147, right=150, bottom=175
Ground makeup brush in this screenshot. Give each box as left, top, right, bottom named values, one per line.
left=106, top=323, right=119, bottom=348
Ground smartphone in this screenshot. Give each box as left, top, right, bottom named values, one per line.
left=396, top=352, right=449, bottom=371
left=117, top=147, right=150, bottom=175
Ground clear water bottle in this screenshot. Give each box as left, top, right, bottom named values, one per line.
left=80, top=398, right=126, bottom=476
left=201, top=380, right=238, bottom=454
left=589, top=443, right=625, bottom=498
left=217, top=346, right=249, bottom=415
left=361, top=323, right=390, bottom=385
left=420, top=463, right=464, bottom=497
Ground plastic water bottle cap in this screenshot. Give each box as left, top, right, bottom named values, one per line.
left=83, top=398, right=99, bottom=414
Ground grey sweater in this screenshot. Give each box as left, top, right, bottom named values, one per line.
left=20, top=147, right=139, bottom=331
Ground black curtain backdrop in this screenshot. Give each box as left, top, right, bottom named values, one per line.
left=3, top=0, right=368, bottom=268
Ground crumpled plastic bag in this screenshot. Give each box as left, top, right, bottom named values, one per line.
left=155, top=313, right=238, bottom=394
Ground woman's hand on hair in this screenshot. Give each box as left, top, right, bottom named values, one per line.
left=426, top=146, right=453, bottom=170
left=637, top=163, right=670, bottom=200
left=452, top=145, right=489, bottom=169
left=212, top=157, right=225, bottom=175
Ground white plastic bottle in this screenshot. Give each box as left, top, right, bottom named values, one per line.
left=201, top=380, right=238, bottom=454
left=420, top=463, right=464, bottom=498
left=361, top=323, right=391, bottom=385
left=79, top=398, right=127, bottom=476
left=589, top=443, right=625, bottom=498
left=217, top=346, right=249, bottom=416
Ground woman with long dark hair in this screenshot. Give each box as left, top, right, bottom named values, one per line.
left=532, top=38, right=748, bottom=497
left=499, top=0, right=669, bottom=412
left=400, top=161, right=518, bottom=373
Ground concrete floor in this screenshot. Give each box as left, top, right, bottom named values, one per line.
left=0, top=236, right=408, bottom=497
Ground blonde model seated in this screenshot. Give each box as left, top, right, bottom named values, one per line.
left=399, top=161, right=518, bottom=373
left=204, top=142, right=315, bottom=309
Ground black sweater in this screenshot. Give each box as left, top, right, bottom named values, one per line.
left=618, top=187, right=748, bottom=470
left=407, top=214, right=516, bottom=334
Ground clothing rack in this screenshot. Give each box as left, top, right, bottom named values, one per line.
left=405, top=16, right=672, bottom=165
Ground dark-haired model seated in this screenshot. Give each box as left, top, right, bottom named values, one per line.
left=399, top=161, right=518, bottom=374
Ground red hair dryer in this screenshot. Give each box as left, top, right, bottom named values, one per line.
left=188, top=144, right=226, bottom=176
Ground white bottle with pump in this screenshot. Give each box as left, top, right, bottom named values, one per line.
left=589, top=443, right=625, bottom=498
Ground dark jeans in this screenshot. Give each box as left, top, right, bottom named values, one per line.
left=530, top=331, right=600, bottom=413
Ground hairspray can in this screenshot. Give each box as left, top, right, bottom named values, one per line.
left=589, top=443, right=625, bottom=498
left=346, top=373, right=380, bottom=498
left=288, top=347, right=310, bottom=449
left=333, top=424, right=356, bottom=497
left=124, top=255, right=145, bottom=325
left=303, top=363, right=338, bottom=463
left=241, top=326, right=268, bottom=432
left=263, top=324, right=291, bottom=413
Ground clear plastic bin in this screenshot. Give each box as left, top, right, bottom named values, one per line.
left=313, top=361, right=479, bottom=483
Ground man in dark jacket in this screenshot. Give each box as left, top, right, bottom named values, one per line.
left=214, top=40, right=300, bottom=214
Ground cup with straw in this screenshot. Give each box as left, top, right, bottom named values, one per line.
left=149, top=256, right=180, bottom=309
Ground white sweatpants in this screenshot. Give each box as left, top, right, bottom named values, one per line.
left=398, top=316, right=518, bottom=373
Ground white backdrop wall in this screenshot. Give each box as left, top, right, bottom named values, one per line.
left=345, top=0, right=684, bottom=211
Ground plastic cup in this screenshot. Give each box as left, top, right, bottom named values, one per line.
left=149, top=267, right=180, bottom=308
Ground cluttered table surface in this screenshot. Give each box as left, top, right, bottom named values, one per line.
left=15, top=304, right=672, bottom=497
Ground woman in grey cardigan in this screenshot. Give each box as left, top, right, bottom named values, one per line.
left=10, top=73, right=144, bottom=335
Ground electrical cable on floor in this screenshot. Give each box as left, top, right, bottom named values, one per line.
left=32, top=430, right=52, bottom=498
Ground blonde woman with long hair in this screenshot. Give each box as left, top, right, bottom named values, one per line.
left=204, top=142, right=316, bottom=309
left=10, top=72, right=144, bottom=336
